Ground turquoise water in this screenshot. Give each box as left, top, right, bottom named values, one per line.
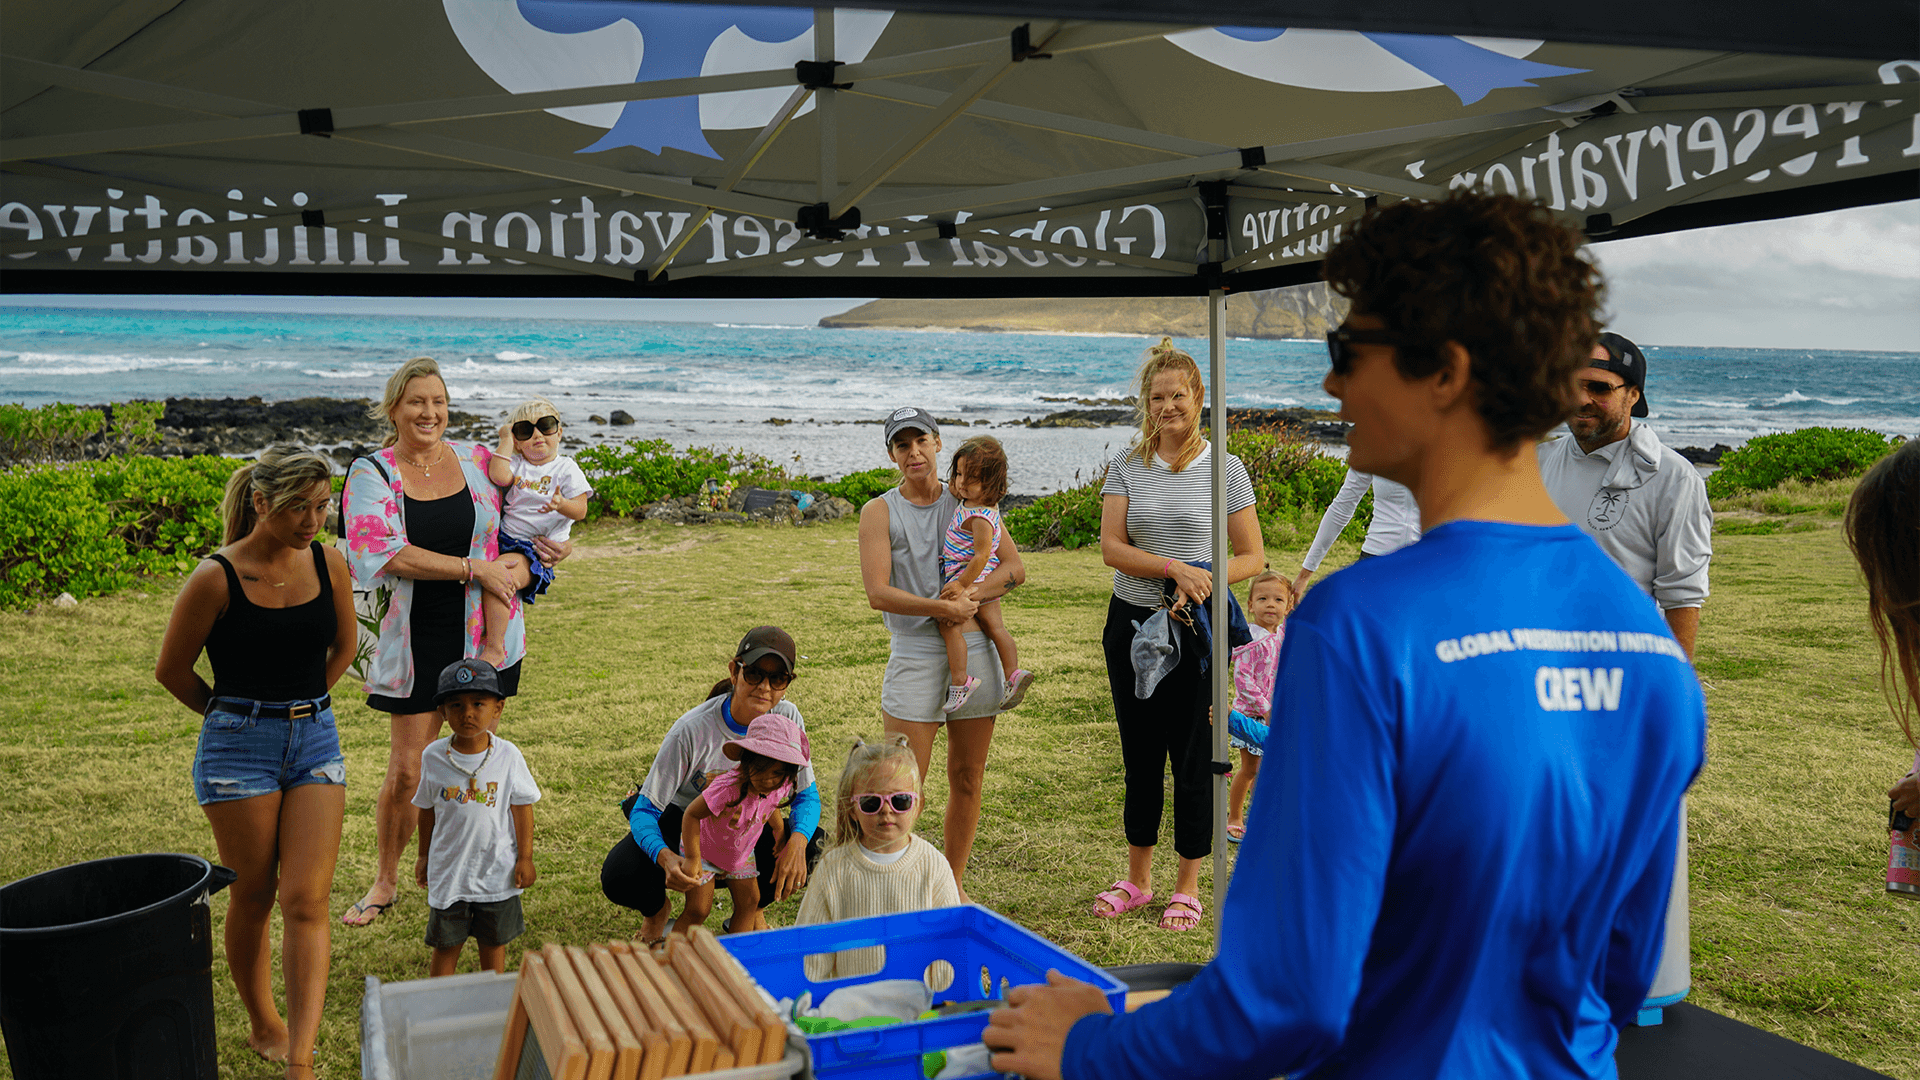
left=1, top=304, right=1913, bottom=491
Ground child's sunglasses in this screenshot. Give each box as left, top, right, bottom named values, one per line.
left=1324, top=327, right=1423, bottom=376
left=510, top=415, right=561, bottom=440
left=738, top=667, right=795, bottom=690
left=853, top=792, right=920, bottom=814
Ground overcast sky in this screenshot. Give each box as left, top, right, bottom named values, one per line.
left=1589, top=199, right=1919, bottom=352
left=4, top=200, right=1914, bottom=353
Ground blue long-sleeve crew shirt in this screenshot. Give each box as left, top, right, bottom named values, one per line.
left=1064, top=521, right=1706, bottom=1080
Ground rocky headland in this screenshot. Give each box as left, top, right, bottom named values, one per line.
left=820, top=283, right=1350, bottom=339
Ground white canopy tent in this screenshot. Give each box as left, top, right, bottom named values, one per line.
left=4, top=1, right=1916, bottom=959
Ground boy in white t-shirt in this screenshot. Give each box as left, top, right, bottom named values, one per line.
left=481, top=397, right=592, bottom=667
left=412, top=658, right=541, bottom=976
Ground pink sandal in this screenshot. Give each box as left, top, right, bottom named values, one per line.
left=1092, top=879, right=1153, bottom=917
left=1158, top=893, right=1204, bottom=931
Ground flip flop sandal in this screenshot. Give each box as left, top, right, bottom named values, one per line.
left=1092, top=879, right=1153, bottom=917
left=1158, top=893, right=1205, bottom=931
left=1226, top=823, right=1246, bottom=844
left=340, top=899, right=393, bottom=927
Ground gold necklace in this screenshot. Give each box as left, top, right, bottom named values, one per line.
left=398, top=443, right=447, bottom=477
left=447, top=735, right=494, bottom=798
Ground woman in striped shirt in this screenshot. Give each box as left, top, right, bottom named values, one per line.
left=1093, top=339, right=1264, bottom=931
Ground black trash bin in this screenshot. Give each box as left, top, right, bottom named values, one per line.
left=1, top=852, right=236, bottom=1080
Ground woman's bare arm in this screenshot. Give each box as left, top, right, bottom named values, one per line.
left=155, top=560, right=228, bottom=715
left=322, top=546, right=359, bottom=689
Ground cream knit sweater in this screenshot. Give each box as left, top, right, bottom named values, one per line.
left=795, top=835, right=962, bottom=981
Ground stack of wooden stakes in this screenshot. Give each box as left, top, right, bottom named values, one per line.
left=492, top=926, right=792, bottom=1080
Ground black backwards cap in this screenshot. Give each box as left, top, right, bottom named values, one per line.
left=1589, top=332, right=1650, bottom=418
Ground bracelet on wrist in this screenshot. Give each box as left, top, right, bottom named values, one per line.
left=1161, top=557, right=1174, bottom=578
left=463, top=557, right=471, bottom=583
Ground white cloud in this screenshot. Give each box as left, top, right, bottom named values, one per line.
left=1591, top=200, right=1920, bottom=350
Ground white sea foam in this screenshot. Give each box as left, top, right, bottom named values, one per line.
left=494, top=350, right=542, bottom=361
left=305, top=368, right=387, bottom=379
left=2, top=351, right=216, bottom=374
left=548, top=376, right=597, bottom=387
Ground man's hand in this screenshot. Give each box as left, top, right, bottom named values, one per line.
left=769, top=832, right=810, bottom=902
left=982, top=970, right=1114, bottom=1080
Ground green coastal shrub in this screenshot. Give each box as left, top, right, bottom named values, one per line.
left=578, top=441, right=904, bottom=518
left=1006, top=421, right=1362, bottom=551
left=815, top=467, right=899, bottom=508
left=576, top=440, right=796, bottom=518
left=1005, top=481, right=1105, bottom=550
left=1704, top=427, right=1896, bottom=499
left=0, top=455, right=241, bottom=608
left=0, top=400, right=164, bottom=467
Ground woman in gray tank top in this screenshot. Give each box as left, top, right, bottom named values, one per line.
left=857, top=407, right=1025, bottom=900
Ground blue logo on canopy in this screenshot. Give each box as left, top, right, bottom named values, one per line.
left=1212, top=27, right=1586, bottom=105
left=520, top=0, right=812, bottom=157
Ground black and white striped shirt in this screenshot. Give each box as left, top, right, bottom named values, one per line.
left=1101, top=442, right=1256, bottom=606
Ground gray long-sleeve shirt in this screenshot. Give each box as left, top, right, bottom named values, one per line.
left=1538, top=423, right=1713, bottom=610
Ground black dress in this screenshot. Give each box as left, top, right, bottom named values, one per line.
left=365, top=485, right=521, bottom=714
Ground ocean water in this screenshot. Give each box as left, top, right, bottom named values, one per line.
left=1, top=304, right=1914, bottom=493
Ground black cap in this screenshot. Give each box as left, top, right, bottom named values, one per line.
left=735, top=625, right=797, bottom=672
left=1590, top=332, right=1650, bottom=418
left=882, top=406, right=939, bottom=446
left=435, top=658, right=504, bottom=704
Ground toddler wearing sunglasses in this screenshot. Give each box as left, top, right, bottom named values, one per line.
left=796, top=734, right=962, bottom=980
left=481, top=397, right=592, bottom=664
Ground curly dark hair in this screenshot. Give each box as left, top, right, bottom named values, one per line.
left=1320, top=192, right=1605, bottom=448
left=1847, top=439, right=1920, bottom=748
left=949, top=434, right=1010, bottom=506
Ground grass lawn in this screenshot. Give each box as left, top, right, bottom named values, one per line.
left=1, top=503, right=1915, bottom=1078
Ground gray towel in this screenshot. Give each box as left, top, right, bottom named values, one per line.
left=1131, top=609, right=1181, bottom=699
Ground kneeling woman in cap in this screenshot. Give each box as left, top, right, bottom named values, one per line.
left=600, top=626, right=824, bottom=943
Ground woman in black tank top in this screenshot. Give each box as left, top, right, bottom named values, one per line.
left=157, top=447, right=357, bottom=1078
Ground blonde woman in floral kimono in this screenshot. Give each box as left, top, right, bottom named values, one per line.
left=338, top=357, right=571, bottom=927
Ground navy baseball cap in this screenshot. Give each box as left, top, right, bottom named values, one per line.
left=435, top=658, right=504, bottom=704
left=1589, top=332, right=1650, bottom=418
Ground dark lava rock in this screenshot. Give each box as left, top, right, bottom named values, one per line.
left=609, top=410, right=636, bottom=425
left=1028, top=409, right=1133, bottom=427
left=104, top=396, right=479, bottom=460
left=589, top=414, right=608, bottom=424
left=1673, top=444, right=1733, bottom=465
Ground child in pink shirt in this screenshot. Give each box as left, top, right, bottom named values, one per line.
left=676, top=713, right=812, bottom=934
left=1226, top=571, right=1295, bottom=841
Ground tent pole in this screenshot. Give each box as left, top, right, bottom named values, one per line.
left=815, top=7, right=837, bottom=203
left=1209, top=284, right=1230, bottom=946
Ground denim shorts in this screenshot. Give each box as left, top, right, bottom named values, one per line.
left=425, top=895, right=525, bottom=948
left=191, top=696, right=346, bottom=806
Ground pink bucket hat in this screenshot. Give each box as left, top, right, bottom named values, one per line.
left=723, top=714, right=812, bottom=769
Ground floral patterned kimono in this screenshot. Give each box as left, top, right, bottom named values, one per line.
left=343, top=443, right=524, bottom=701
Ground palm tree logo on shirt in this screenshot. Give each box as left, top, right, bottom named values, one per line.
left=1587, top=488, right=1628, bottom=531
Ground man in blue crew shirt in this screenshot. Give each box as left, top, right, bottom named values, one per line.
left=986, top=192, right=1706, bottom=1080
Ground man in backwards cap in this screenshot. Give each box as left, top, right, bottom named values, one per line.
left=1538, top=332, right=1713, bottom=658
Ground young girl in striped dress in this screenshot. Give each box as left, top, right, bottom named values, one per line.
left=936, top=436, right=1034, bottom=713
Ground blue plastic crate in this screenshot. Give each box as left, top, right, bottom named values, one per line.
left=718, top=904, right=1126, bottom=1080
